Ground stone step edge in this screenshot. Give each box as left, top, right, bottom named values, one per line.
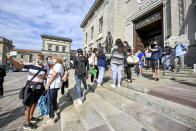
left=102, top=85, right=196, bottom=128
left=87, top=92, right=148, bottom=131
left=67, top=86, right=111, bottom=131
left=94, top=87, right=193, bottom=131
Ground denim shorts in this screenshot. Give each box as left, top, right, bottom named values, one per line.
left=138, top=62, right=144, bottom=68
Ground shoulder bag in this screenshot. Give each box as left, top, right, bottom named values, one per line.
left=19, top=66, right=44, bottom=100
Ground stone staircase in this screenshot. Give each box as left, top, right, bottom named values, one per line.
left=38, top=66, right=196, bottom=131
left=58, top=68, right=196, bottom=131
left=141, top=66, right=196, bottom=85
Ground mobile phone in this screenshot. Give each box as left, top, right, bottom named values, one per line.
left=10, top=51, right=17, bottom=56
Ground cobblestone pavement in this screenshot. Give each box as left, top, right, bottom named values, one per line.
left=0, top=72, right=27, bottom=131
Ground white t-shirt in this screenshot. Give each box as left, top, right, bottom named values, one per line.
left=47, top=63, right=64, bottom=89
left=88, top=53, right=97, bottom=65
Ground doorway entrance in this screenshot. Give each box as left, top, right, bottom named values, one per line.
left=134, top=7, right=163, bottom=51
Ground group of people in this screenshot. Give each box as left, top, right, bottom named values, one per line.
left=0, top=38, right=188, bottom=130
left=144, top=40, right=188, bottom=80
left=7, top=54, right=69, bottom=129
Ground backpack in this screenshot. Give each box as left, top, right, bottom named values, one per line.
left=0, top=67, right=6, bottom=78
left=75, top=56, right=87, bottom=77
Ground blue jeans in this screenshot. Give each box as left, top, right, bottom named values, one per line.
left=75, top=75, right=88, bottom=98
left=47, top=88, right=59, bottom=118
left=138, top=62, right=144, bottom=68
left=161, top=55, right=170, bottom=69
left=97, top=67, right=105, bottom=84
left=111, top=63, right=123, bottom=84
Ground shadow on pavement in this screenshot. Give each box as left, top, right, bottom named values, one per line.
left=170, top=79, right=196, bottom=87
left=0, top=106, right=24, bottom=128
left=4, top=88, right=21, bottom=93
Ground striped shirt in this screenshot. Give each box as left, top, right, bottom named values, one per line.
left=24, top=63, right=47, bottom=83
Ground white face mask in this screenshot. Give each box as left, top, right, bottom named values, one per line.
left=52, top=59, right=57, bottom=64
left=36, top=59, right=43, bottom=65
left=47, top=60, right=53, bottom=65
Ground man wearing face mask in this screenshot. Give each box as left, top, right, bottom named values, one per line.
left=149, top=41, right=162, bottom=81
left=7, top=53, right=47, bottom=130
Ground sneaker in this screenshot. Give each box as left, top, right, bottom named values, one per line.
left=150, top=78, right=155, bottom=80
left=78, top=99, right=83, bottom=104
left=111, top=84, right=116, bottom=88
left=118, top=84, right=121, bottom=88
left=23, top=122, right=37, bottom=130
left=30, top=117, right=41, bottom=122
left=155, top=78, right=159, bottom=81
left=137, top=75, right=142, bottom=78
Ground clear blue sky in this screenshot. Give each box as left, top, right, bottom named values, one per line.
left=0, top=0, right=95, bottom=50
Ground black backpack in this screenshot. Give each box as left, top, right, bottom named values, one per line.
left=0, top=67, right=6, bottom=78
left=75, top=56, right=87, bottom=77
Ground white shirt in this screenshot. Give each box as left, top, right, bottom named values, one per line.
left=88, top=53, right=97, bottom=65
left=47, top=63, right=64, bottom=89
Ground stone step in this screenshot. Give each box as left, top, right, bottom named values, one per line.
left=68, top=86, right=111, bottom=131
left=87, top=92, right=147, bottom=131
left=102, top=82, right=196, bottom=129
left=145, top=84, right=196, bottom=109
left=94, top=87, right=193, bottom=131
left=61, top=104, right=85, bottom=131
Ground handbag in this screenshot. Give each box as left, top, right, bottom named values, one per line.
left=127, top=55, right=139, bottom=64
left=89, top=67, right=97, bottom=75
left=37, top=91, right=48, bottom=116
left=19, top=66, right=44, bottom=100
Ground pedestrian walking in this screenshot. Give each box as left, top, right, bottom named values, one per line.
left=7, top=53, right=47, bottom=130
left=124, top=49, right=134, bottom=83
left=73, top=49, right=89, bottom=104
left=137, top=49, right=145, bottom=78
left=110, top=39, right=126, bottom=88
left=149, top=41, right=162, bottom=81
left=174, top=41, right=188, bottom=72
left=97, top=48, right=106, bottom=88
left=61, top=58, right=69, bottom=96
left=88, top=48, right=99, bottom=85
left=0, top=66, right=6, bottom=97
left=44, top=55, right=64, bottom=126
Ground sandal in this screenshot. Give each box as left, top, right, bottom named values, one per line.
left=127, top=80, right=132, bottom=83
left=43, top=119, right=55, bottom=127
left=97, top=84, right=102, bottom=88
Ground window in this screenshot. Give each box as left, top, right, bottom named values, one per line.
left=99, top=17, right=103, bottom=32
left=48, top=44, right=52, bottom=51
left=29, top=54, right=33, bottom=62
left=91, top=26, right=94, bottom=39
left=56, top=46, right=59, bottom=52
left=85, top=33, right=88, bottom=44
left=62, top=46, right=66, bottom=52
left=21, top=54, right=24, bottom=58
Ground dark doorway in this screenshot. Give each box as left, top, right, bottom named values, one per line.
left=134, top=7, right=163, bottom=51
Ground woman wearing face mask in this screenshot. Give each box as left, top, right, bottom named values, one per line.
left=44, top=55, right=64, bottom=126
left=7, top=53, right=47, bottom=130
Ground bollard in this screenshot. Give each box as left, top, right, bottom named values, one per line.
left=194, top=64, right=196, bottom=72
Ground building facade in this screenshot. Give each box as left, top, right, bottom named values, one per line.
left=41, top=34, right=72, bottom=66
left=13, top=48, right=41, bottom=63
left=0, top=37, right=14, bottom=67
left=81, top=0, right=196, bottom=66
